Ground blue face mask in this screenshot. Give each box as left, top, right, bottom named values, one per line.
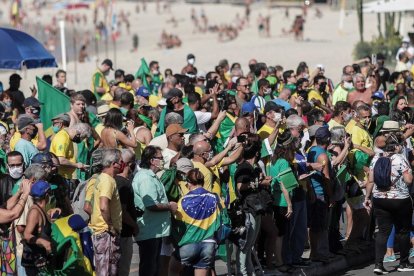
left=52, top=126, right=60, bottom=134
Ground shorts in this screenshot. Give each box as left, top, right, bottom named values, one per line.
left=177, top=242, right=216, bottom=269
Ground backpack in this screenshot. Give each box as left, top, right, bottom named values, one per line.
left=373, top=155, right=395, bottom=191
left=71, top=178, right=90, bottom=222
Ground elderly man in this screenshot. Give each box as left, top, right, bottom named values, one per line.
left=14, top=115, right=39, bottom=167
left=50, top=122, right=91, bottom=180
left=133, top=146, right=176, bottom=276
left=89, top=148, right=123, bottom=276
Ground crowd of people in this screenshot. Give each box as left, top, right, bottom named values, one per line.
left=2, top=39, right=414, bottom=276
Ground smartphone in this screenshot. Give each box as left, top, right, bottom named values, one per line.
left=371, top=54, right=377, bottom=65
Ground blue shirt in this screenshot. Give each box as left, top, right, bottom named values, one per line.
left=14, top=139, right=38, bottom=167
left=273, top=98, right=291, bottom=111
left=307, top=146, right=326, bottom=196
left=132, top=168, right=171, bottom=241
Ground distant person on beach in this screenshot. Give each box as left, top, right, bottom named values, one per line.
left=79, top=45, right=89, bottom=63
left=132, top=34, right=139, bottom=52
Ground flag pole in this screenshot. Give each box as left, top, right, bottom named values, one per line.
left=59, top=20, right=67, bottom=71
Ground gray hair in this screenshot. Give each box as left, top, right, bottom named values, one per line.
left=330, top=126, right=346, bottom=145
left=24, top=164, right=48, bottom=181
left=113, top=87, right=128, bottom=101
left=120, top=149, right=135, bottom=163
left=165, top=112, right=183, bottom=127
left=189, top=133, right=206, bottom=145
left=164, top=76, right=177, bottom=87
left=71, top=123, right=91, bottom=139
left=353, top=73, right=365, bottom=84
left=148, top=108, right=160, bottom=122
left=102, top=148, right=122, bottom=168
left=286, top=114, right=305, bottom=128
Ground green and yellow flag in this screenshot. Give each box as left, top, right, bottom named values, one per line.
left=37, top=77, right=70, bottom=137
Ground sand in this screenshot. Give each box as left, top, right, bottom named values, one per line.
left=0, top=1, right=403, bottom=95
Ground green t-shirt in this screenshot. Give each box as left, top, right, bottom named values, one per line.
left=270, top=158, right=290, bottom=207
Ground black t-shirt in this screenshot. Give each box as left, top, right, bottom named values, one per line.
left=115, top=175, right=136, bottom=237
left=166, top=106, right=184, bottom=119
left=0, top=174, right=17, bottom=208
left=234, top=161, right=260, bottom=198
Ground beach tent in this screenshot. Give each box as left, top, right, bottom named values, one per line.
left=0, top=28, right=57, bottom=70
left=363, top=0, right=414, bottom=13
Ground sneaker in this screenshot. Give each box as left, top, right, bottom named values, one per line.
left=397, top=263, right=414, bottom=272
left=292, top=260, right=311, bottom=268
left=410, top=248, right=414, bottom=258
left=383, top=254, right=396, bottom=263
left=373, top=263, right=389, bottom=275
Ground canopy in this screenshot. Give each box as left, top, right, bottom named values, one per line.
left=364, top=0, right=414, bottom=13
left=0, top=28, right=57, bottom=70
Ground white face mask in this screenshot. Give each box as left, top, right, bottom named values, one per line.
left=9, top=165, right=24, bottom=179
left=343, top=81, right=354, bottom=90
left=206, top=151, right=214, bottom=161
left=152, top=70, right=159, bottom=75
left=343, top=112, right=353, bottom=123
left=264, top=88, right=272, bottom=95
left=365, top=79, right=372, bottom=89
left=272, top=112, right=282, bottom=123
left=188, top=58, right=195, bottom=65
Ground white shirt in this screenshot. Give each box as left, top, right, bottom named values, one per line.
left=194, top=111, right=212, bottom=133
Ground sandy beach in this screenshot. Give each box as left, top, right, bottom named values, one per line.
left=0, top=0, right=406, bottom=94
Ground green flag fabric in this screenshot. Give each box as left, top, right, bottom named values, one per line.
left=135, top=58, right=151, bottom=90
left=37, top=77, right=71, bottom=137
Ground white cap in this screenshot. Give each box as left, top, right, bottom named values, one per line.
left=196, top=70, right=206, bottom=79
left=157, top=98, right=167, bottom=106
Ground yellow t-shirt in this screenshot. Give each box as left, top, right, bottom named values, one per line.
left=351, top=125, right=373, bottom=149
left=95, top=123, right=104, bottom=137
left=50, top=129, right=76, bottom=179
left=10, top=131, right=39, bottom=151
left=258, top=124, right=274, bottom=140
left=84, top=175, right=98, bottom=205
left=89, top=172, right=122, bottom=234
left=345, top=119, right=356, bottom=134
left=193, top=161, right=222, bottom=196
left=308, top=90, right=325, bottom=105
left=327, top=119, right=342, bottom=130
left=101, top=93, right=114, bottom=102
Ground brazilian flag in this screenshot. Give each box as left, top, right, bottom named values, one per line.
left=174, top=188, right=221, bottom=246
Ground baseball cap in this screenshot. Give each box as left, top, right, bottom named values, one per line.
left=9, top=73, right=22, bottom=82
left=315, top=126, right=331, bottom=139
left=371, top=91, right=385, bottom=100
left=52, top=113, right=71, bottom=124
left=30, top=180, right=51, bottom=198
left=241, top=102, right=257, bottom=115
left=102, top=59, right=113, bottom=70
left=136, top=86, right=150, bottom=98
left=17, top=115, right=35, bottom=131
left=176, top=158, right=194, bottom=174
left=166, top=124, right=187, bottom=137
left=23, top=97, right=40, bottom=108
left=97, top=104, right=110, bottom=117
left=157, top=98, right=167, bottom=106
left=380, top=120, right=400, bottom=132
left=264, top=101, right=281, bottom=114
left=166, top=88, right=183, bottom=100
left=196, top=71, right=206, bottom=80
left=31, top=152, right=53, bottom=165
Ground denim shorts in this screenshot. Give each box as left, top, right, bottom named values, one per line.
left=178, top=241, right=216, bottom=269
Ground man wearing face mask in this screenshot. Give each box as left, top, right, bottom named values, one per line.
left=51, top=113, right=71, bottom=135
left=50, top=122, right=91, bottom=180
left=328, top=101, right=352, bottom=130
left=155, top=88, right=198, bottom=137
left=332, top=73, right=354, bottom=105
left=181, top=53, right=197, bottom=75
left=14, top=115, right=39, bottom=167
left=10, top=97, right=47, bottom=152
left=92, top=58, right=113, bottom=101
left=133, top=146, right=177, bottom=276
left=193, top=138, right=242, bottom=195
left=258, top=101, right=284, bottom=140
left=0, top=151, right=25, bottom=206
left=251, top=79, right=269, bottom=114
left=349, top=104, right=375, bottom=184
left=115, top=149, right=139, bottom=276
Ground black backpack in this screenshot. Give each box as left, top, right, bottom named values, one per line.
left=373, top=155, right=394, bottom=191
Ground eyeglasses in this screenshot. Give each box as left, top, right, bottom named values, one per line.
left=152, top=156, right=163, bottom=160
left=239, top=84, right=249, bottom=88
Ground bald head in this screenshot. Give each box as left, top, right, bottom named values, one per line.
left=235, top=117, right=250, bottom=135
left=193, top=141, right=211, bottom=155
left=132, top=79, right=142, bottom=90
